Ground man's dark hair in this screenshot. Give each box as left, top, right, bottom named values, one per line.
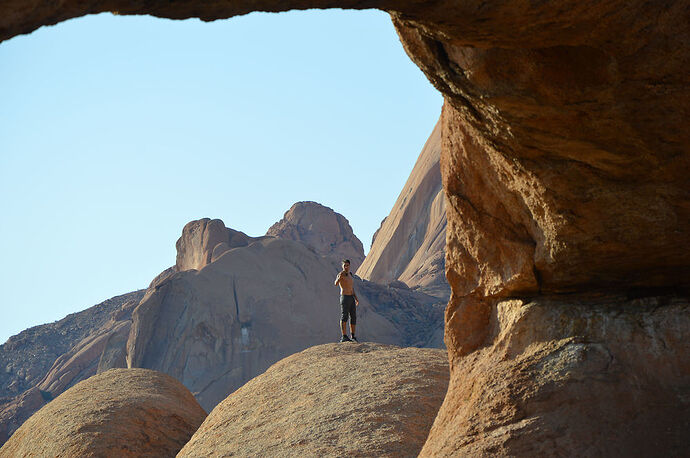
left=342, top=259, right=350, bottom=265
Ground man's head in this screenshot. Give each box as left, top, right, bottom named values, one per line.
left=342, top=259, right=351, bottom=273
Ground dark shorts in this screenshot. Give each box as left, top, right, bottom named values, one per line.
left=340, top=295, right=356, bottom=325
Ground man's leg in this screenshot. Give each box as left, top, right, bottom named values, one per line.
left=339, top=296, right=351, bottom=342
left=349, top=302, right=357, bottom=341
left=340, top=295, right=348, bottom=338
left=339, top=320, right=351, bottom=342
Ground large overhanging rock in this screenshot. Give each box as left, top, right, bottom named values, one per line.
left=2, top=1, right=688, bottom=455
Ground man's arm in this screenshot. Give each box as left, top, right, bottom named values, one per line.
left=334, top=272, right=342, bottom=286
left=353, top=288, right=359, bottom=306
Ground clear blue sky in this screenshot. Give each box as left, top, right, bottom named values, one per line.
left=0, top=9, right=442, bottom=344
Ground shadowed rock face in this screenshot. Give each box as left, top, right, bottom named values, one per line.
left=179, top=343, right=448, bottom=457
left=2, top=1, right=688, bottom=454
left=357, top=117, right=449, bottom=300
left=0, top=368, right=206, bottom=457
left=0, top=291, right=143, bottom=400
left=267, top=201, right=365, bottom=268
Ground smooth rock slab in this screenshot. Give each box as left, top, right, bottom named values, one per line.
left=0, top=368, right=206, bottom=457
left=178, top=343, right=448, bottom=457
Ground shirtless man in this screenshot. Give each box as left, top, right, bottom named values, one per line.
left=334, top=259, right=359, bottom=342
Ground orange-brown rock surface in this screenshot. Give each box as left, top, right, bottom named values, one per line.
left=421, top=295, right=690, bottom=456
left=178, top=343, right=448, bottom=457
left=267, top=201, right=365, bottom=268
left=1, top=1, right=689, bottom=455
left=0, top=368, right=206, bottom=457
left=392, top=4, right=690, bottom=453
left=357, top=118, right=449, bottom=300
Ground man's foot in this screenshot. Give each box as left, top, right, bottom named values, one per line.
left=340, top=335, right=351, bottom=343
left=351, top=335, right=358, bottom=342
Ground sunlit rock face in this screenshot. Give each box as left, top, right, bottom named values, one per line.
left=357, top=118, right=449, bottom=300
left=267, top=201, right=365, bottom=268
left=1, top=0, right=688, bottom=454
left=176, top=218, right=252, bottom=272
left=394, top=7, right=689, bottom=292
left=420, top=296, right=690, bottom=457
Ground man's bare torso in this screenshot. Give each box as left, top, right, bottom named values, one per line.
left=336, top=271, right=355, bottom=295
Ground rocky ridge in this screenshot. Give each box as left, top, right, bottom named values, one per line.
left=0, top=290, right=143, bottom=398
left=0, top=202, right=445, bottom=446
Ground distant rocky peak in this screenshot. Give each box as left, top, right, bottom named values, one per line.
left=356, top=119, right=449, bottom=300
left=266, top=201, right=364, bottom=268
left=175, top=218, right=252, bottom=272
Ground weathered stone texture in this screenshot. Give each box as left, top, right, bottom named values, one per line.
left=0, top=291, right=144, bottom=445
left=176, top=218, right=251, bottom=272
left=0, top=368, right=206, bottom=457
left=179, top=343, right=448, bottom=457
left=421, top=296, right=690, bottom=457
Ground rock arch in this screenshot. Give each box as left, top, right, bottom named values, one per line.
left=2, top=1, right=689, bottom=454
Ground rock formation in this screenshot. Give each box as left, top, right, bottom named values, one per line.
left=0, top=290, right=144, bottom=444
left=421, top=296, right=690, bottom=457
left=176, top=218, right=252, bottom=272
left=0, top=368, right=206, bottom=457
left=0, top=290, right=143, bottom=398
left=0, top=205, right=442, bottom=445
left=127, top=217, right=444, bottom=411
left=392, top=5, right=690, bottom=453
left=1, top=1, right=688, bottom=454
left=357, top=118, right=449, bottom=299
left=267, top=201, right=365, bottom=268
left=179, top=343, right=448, bottom=457
left=421, top=295, right=690, bottom=456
